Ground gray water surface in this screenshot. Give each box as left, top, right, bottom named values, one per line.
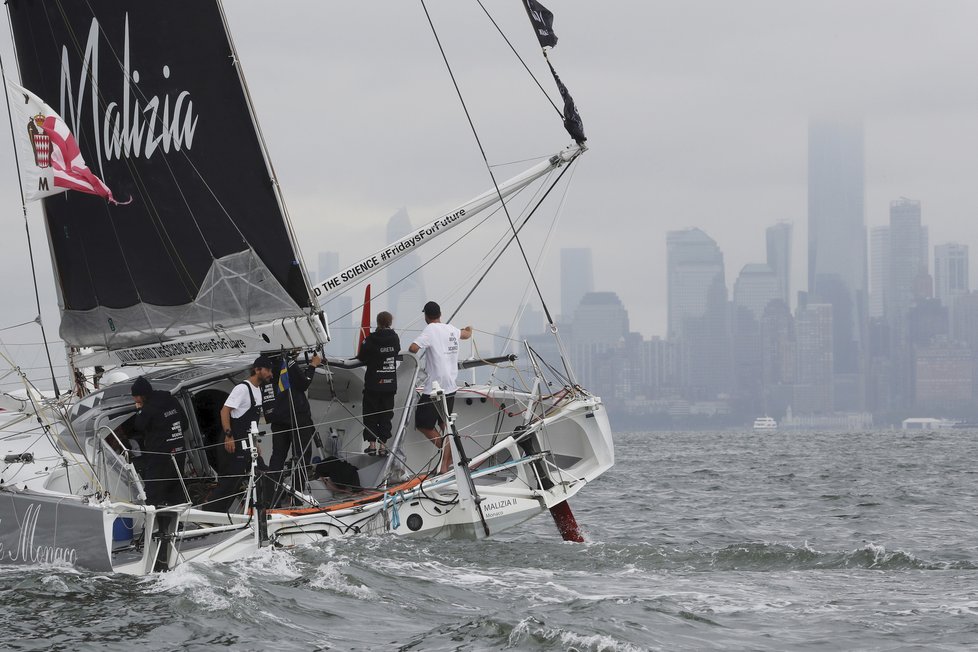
left=2, top=429, right=977, bottom=650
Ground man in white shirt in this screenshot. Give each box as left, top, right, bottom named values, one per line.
left=408, top=301, right=472, bottom=474
left=205, top=356, right=275, bottom=512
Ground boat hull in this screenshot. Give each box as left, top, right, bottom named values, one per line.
left=0, top=489, right=113, bottom=571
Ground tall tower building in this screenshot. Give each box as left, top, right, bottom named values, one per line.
left=807, top=120, right=867, bottom=381
left=887, top=198, right=928, bottom=322
left=794, top=303, right=834, bottom=414
left=869, top=226, right=889, bottom=319
left=667, top=228, right=725, bottom=340
left=765, top=222, right=792, bottom=308
left=934, top=243, right=969, bottom=311
left=560, top=248, right=594, bottom=322
left=733, top=264, right=781, bottom=322
left=386, top=208, right=427, bottom=323
left=570, top=291, right=630, bottom=398
left=667, top=228, right=731, bottom=398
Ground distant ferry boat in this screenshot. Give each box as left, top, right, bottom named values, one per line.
left=753, top=416, right=778, bottom=432
left=901, top=417, right=956, bottom=431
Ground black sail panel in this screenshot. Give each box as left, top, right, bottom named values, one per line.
left=6, top=0, right=312, bottom=349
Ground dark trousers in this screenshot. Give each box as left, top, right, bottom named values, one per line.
left=269, top=414, right=315, bottom=473
left=204, top=444, right=250, bottom=513
left=143, top=454, right=187, bottom=506
left=362, top=391, right=396, bottom=443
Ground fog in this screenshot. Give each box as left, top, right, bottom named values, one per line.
left=0, top=1, right=975, bottom=375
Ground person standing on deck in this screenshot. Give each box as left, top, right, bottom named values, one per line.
left=408, top=301, right=472, bottom=474
left=268, top=351, right=322, bottom=476
left=357, top=311, right=400, bottom=455
left=131, top=377, right=188, bottom=506
left=204, top=356, right=274, bottom=513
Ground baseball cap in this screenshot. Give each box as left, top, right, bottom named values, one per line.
left=253, top=355, right=274, bottom=370
left=423, top=301, right=441, bottom=318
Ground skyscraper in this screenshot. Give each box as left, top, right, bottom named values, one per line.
left=667, top=228, right=731, bottom=398
left=807, top=120, right=867, bottom=382
left=869, top=226, right=889, bottom=319
left=386, top=208, right=427, bottom=323
left=794, top=303, right=834, bottom=414
left=733, top=263, right=781, bottom=322
left=887, top=198, right=928, bottom=323
left=934, top=243, right=969, bottom=311
left=667, top=228, right=725, bottom=340
left=765, top=222, right=792, bottom=308
left=560, top=248, right=594, bottom=322
left=886, top=198, right=930, bottom=404
left=570, top=291, right=630, bottom=398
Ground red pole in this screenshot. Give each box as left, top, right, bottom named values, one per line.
left=357, top=284, right=371, bottom=351
left=549, top=500, right=584, bottom=542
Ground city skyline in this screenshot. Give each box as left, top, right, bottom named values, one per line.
left=1, top=2, right=978, bottom=375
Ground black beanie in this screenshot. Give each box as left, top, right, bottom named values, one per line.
left=131, top=376, right=152, bottom=397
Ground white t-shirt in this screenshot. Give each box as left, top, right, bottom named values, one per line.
left=224, top=381, right=263, bottom=419
left=413, top=322, right=461, bottom=394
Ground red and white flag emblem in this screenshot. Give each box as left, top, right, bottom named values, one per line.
left=5, top=78, right=127, bottom=205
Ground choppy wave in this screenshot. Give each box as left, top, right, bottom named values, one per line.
left=4, top=430, right=978, bottom=650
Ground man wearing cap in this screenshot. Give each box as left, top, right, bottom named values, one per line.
left=131, top=376, right=189, bottom=506
left=408, top=301, right=472, bottom=474
left=205, top=356, right=275, bottom=512
left=268, top=351, right=322, bottom=478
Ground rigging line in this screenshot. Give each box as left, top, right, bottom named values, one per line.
left=0, top=56, right=61, bottom=397
left=421, top=1, right=559, bottom=329
left=447, top=157, right=575, bottom=323
left=321, top=182, right=533, bottom=325
left=0, top=318, right=43, bottom=332
left=474, top=0, right=562, bottom=118
left=494, top=160, right=578, bottom=361
left=490, top=153, right=557, bottom=168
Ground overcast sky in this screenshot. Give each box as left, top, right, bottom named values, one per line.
left=1, top=0, right=977, bottom=376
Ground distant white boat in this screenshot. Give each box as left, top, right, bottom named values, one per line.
left=753, top=416, right=778, bottom=432
left=901, top=418, right=956, bottom=431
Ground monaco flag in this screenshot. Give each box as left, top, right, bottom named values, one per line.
left=5, top=78, right=126, bottom=205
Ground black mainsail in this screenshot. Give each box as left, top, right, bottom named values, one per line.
left=6, top=1, right=322, bottom=360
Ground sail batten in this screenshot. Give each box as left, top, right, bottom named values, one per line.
left=6, top=0, right=320, bottom=352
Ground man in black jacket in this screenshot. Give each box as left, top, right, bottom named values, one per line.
left=131, top=377, right=188, bottom=506
left=268, top=352, right=322, bottom=476
left=357, top=311, right=400, bottom=455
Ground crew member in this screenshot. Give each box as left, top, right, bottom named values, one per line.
left=408, top=301, right=472, bottom=474
left=204, top=356, right=274, bottom=513
left=269, top=351, right=322, bottom=476
left=357, top=311, right=400, bottom=455
left=131, top=376, right=189, bottom=506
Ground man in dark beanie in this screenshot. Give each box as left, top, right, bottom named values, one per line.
left=131, top=376, right=189, bottom=506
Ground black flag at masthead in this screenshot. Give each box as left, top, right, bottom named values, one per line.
left=523, top=0, right=557, bottom=48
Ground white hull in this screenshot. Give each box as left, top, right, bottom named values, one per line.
left=1, top=363, right=614, bottom=575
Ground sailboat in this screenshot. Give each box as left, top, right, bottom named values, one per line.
left=0, top=1, right=613, bottom=574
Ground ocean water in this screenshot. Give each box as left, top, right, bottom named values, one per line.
left=2, top=429, right=978, bottom=651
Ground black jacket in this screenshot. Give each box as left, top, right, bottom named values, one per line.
left=357, top=329, right=400, bottom=393
left=133, top=390, right=188, bottom=456
left=270, top=357, right=316, bottom=425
